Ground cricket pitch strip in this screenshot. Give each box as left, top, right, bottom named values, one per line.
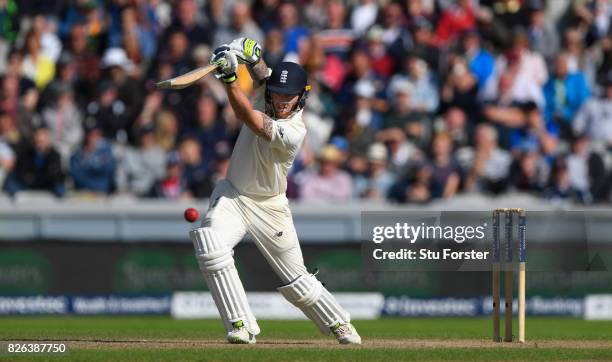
left=49, top=338, right=612, bottom=350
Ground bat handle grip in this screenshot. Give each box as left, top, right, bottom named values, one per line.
left=155, top=80, right=172, bottom=89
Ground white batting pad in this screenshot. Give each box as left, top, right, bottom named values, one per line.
left=278, top=274, right=350, bottom=335
left=190, top=227, right=260, bottom=335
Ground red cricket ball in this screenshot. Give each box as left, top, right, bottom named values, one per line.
left=184, top=207, right=199, bottom=223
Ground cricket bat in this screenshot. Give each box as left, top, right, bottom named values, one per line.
left=156, top=63, right=219, bottom=90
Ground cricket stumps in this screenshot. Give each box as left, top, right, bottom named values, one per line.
left=492, top=208, right=526, bottom=343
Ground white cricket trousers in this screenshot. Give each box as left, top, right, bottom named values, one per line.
left=192, top=179, right=351, bottom=337
left=202, top=179, right=308, bottom=282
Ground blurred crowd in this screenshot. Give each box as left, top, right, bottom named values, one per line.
left=0, top=0, right=611, bottom=204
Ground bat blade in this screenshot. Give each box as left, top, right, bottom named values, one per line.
left=156, top=64, right=218, bottom=90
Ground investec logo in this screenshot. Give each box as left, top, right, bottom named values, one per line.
left=280, top=70, right=288, bottom=83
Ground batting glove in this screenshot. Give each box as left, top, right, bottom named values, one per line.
left=210, top=45, right=238, bottom=84
left=228, top=37, right=262, bottom=65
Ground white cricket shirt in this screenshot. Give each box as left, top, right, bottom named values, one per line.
left=226, top=109, right=306, bottom=198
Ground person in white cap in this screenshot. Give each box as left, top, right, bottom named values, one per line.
left=100, top=47, right=141, bottom=138
left=354, top=142, right=396, bottom=200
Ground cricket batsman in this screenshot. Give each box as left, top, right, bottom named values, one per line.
left=188, top=38, right=362, bottom=345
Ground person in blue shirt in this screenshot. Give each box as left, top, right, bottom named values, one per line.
left=69, top=119, right=116, bottom=194
left=278, top=3, right=309, bottom=57
left=510, top=101, right=558, bottom=158
left=543, top=53, right=590, bottom=137
left=463, top=30, right=495, bottom=90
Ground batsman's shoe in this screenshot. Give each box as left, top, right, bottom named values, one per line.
left=226, top=320, right=256, bottom=344
left=331, top=322, right=361, bottom=345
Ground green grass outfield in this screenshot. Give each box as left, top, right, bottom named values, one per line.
left=1, top=316, right=612, bottom=361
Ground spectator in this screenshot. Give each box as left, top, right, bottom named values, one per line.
left=463, top=30, right=496, bottom=89
left=433, top=107, right=470, bottom=149
left=263, top=29, right=285, bottom=70
left=384, top=79, right=430, bottom=148
left=85, top=80, right=128, bottom=143
left=207, top=146, right=231, bottom=190
left=41, top=82, right=83, bottom=166
left=2, top=48, right=36, bottom=96
left=115, top=123, right=165, bottom=196
left=510, top=101, right=558, bottom=156
left=405, top=56, right=438, bottom=113
left=214, top=2, right=264, bottom=46
left=178, top=136, right=213, bottom=198
left=546, top=157, right=585, bottom=203
left=338, top=109, right=376, bottom=157
left=157, top=31, right=192, bottom=81
left=406, top=0, right=435, bottom=23
left=100, top=47, right=143, bottom=141
left=429, top=132, right=461, bottom=199
left=388, top=162, right=432, bottom=204
left=298, top=145, right=353, bottom=202
left=155, top=110, right=179, bottom=152
left=4, top=124, right=65, bottom=197
left=585, top=0, right=612, bottom=41
left=350, top=0, right=378, bottom=36
left=59, top=0, right=105, bottom=44
left=380, top=2, right=409, bottom=60
left=563, top=27, right=589, bottom=74
left=573, top=74, right=612, bottom=146
left=121, top=6, right=158, bottom=66
left=163, top=0, right=213, bottom=47
left=543, top=53, right=590, bottom=137
left=461, top=124, right=512, bottom=194
left=481, top=68, right=539, bottom=148
left=336, top=48, right=382, bottom=105
left=189, top=95, right=232, bottom=171
left=342, top=138, right=367, bottom=183
left=301, top=83, right=335, bottom=156
left=483, top=49, right=545, bottom=108
left=441, top=56, right=480, bottom=117
left=150, top=151, right=189, bottom=199
left=66, top=23, right=101, bottom=102
left=353, top=80, right=383, bottom=130
left=488, top=29, right=549, bottom=98
left=365, top=26, right=395, bottom=80
left=376, top=127, right=422, bottom=174
left=434, top=0, right=476, bottom=47
left=32, top=15, right=62, bottom=63
left=329, top=136, right=350, bottom=166
left=42, top=52, right=77, bottom=108
left=527, top=0, right=560, bottom=63
left=409, top=17, right=440, bottom=71
left=508, top=141, right=550, bottom=192
left=595, top=38, right=612, bottom=91
left=0, top=72, right=21, bottom=118
left=304, top=0, right=328, bottom=32
left=317, top=0, right=355, bottom=60
left=16, top=85, right=41, bottom=144
left=354, top=143, right=395, bottom=200
left=278, top=2, right=309, bottom=60
left=252, top=0, right=281, bottom=33
left=69, top=119, right=115, bottom=194
left=566, top=135, right=608, bottom=203
left=302, top=38, right=343, bottom=93
left=20, top=30, right=55, bottom=89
